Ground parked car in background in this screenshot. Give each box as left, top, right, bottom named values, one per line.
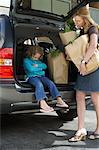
left=0, top=0, right=97, bottom=120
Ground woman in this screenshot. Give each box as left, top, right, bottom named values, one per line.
left=68, top=13, right=99, bottom=141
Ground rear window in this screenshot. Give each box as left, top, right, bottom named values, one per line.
left=17, top=0, right=72, bottom=16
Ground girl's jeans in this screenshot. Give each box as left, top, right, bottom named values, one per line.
left=28, top=76, right=61, bottom=101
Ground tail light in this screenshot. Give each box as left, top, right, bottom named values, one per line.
left=0, top=48, right=13, bottom=79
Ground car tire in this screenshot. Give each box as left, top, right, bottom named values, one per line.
left=56, top=109, right=77, bottom=121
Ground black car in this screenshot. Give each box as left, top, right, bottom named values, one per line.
left=0, top=0, right=96, bottom=120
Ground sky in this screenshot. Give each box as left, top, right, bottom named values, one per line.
left=0, top=0, right=10, bottom=7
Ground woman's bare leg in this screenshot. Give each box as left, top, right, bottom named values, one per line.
left=68, top=90, right=87, bottom=142
left=91, top=92, right=99, bottom=134
left=76, top=90, right=86, bottom=130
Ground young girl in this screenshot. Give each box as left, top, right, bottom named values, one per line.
left=23, top=45, right=68, bottom=113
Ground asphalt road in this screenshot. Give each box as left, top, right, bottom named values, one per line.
left=0, top=102, right=99, bottom=150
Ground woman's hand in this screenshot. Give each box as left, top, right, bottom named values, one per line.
left=79, top=63, right=87, bottom=76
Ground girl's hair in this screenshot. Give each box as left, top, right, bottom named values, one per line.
left=26, top=45, right=44, bottom=58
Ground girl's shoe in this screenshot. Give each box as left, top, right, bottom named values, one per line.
left=68, top=128, right=87, bottom=142
left=56, top=100, right=69, bottom=108
left=40, top=107, right=54, bottom=113
left=40, top=100, right=54, bottom=112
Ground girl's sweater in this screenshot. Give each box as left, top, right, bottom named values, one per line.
left=23, top=58, right=47, bottom=78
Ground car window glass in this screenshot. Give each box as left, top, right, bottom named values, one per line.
left=17, top=0, right=73, bottom=16
left=0, top=23, right=4, bottom=48
left=24, top=39, right=32, bottom=45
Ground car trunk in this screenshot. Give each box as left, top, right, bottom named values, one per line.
left=11, top=0, right=96, bottom=93
left=14, top=22, right=78, bottom=92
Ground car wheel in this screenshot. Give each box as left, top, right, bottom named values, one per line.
left=56, top=109, right=77, bottom=121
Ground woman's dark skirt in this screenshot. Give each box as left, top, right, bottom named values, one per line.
left=75, top=68, right=99, bottom=92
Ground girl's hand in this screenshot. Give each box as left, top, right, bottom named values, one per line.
left=33, top=64, right=38, bottom=67
left=79, top=63, right=87, bottom=76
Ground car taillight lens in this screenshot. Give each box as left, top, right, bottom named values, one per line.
left=0, top=48, right=13, bottom=79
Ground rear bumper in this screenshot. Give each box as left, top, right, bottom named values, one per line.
left=0, top=83, right=34, bottom=114
left=0, top=82, right=76, bottom=114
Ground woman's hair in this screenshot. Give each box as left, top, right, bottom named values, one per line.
left=26, top=45, right=44, bottom=58
left=73, top=13, right=98, bottom=33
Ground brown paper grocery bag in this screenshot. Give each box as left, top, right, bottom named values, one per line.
left=65, top=35, right=99, bottom=75
left=59, top=31, right=77, bottom=46
left=65, top=35, right=88, bottom=70
left=47, top=53, right=69, bottom=84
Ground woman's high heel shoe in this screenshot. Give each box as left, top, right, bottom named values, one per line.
left=68, top=128, right=87, bottom=142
